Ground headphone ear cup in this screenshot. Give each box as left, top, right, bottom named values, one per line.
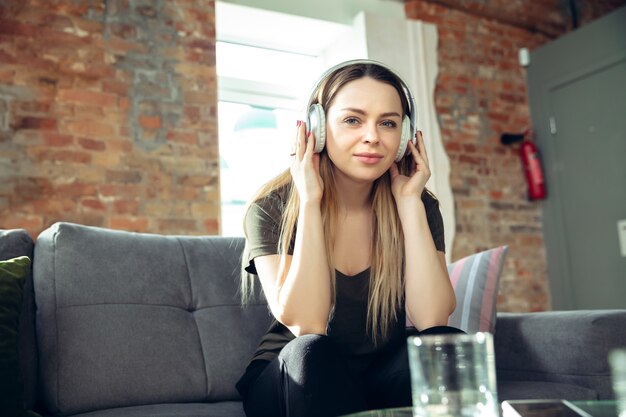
left=395, top=115, right=412, bottom=162
left=307, top=104, right=326, bottom=153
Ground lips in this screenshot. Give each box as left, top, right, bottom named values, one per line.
left=354, top=152, right=383, bottom=164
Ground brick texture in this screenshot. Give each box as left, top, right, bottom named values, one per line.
left=405, top=0, right=624, bottom=311
left=0, top=0, right=622, bottom=312
left=0, top=0, right=219, bottom=237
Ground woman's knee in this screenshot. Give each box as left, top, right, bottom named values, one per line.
left=278, top=334, right=338, bottom=371
left=278, top=335, right=367, bottom=415
left=418, top=325, right=465, bottom=335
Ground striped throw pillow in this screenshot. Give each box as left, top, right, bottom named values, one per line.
left=405, top=246, right=508, bottom=334
left=447, top=246, right=508, bottom=333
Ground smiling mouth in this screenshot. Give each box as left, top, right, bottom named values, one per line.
left=354, top=153, right=383, bottom=164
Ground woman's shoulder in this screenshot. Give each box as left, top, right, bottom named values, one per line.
left=247, top=183, right=291, bottom=222
left=251, top=183, right=290, bottom=209
left=421, top=189, right=440, bottom=210
left=420, top=189, right=445, bottom=251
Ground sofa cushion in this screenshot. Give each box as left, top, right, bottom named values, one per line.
left=495, top=310, right=626, bottom=399
left=498, top=380, right=598, bottom=401
left=0, top=229, right=39, bottom=414
left=34, top=222, right=270, bottom=416
left=447, top=246, right=508, bottom=333
left=67, top=401, right=245, bottom=417
left=406, top=246, right=508, bottom=333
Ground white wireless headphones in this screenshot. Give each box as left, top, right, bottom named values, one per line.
left=306, top=59, right=418, bottom=162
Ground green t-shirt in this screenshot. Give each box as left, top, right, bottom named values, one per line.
left=242, top=184, right=445, bottom=365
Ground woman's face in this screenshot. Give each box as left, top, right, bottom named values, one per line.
left=325, top=76, right=403, bottom=184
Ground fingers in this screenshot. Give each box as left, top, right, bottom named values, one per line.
left=389, top=161, right=399, bottom=180
left=292, top=120, right=305, bottom=159
left=304, top=130, right=315, bottom=157
left=407, top=141, right=420, bottom=165
left=409, top=131, right=429, bottom=168
left=291, top=120, right=314, bottom=160
left=392, top=131, right=431, bottom=198
left=290, top=119, right=324, bottom=202
left=298, top=120, right=306, bottom=159
left=417, top=131, right=427, bottom=160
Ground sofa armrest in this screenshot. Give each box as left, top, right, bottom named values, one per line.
left=494, top=310, right=626, bottom=399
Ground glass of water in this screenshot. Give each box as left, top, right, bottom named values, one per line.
left=610, top=349, right=626, bottom=417
left=407, top=332, right=499, bottom=417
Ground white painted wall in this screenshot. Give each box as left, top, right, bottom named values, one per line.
left=358, top=13, right=456, bottom=260
left=217, top=0, right=405, bottom=25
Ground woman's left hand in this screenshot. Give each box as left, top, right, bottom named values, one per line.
left=389, top=131, right=430, bottom=206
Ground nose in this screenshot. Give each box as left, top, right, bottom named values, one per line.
left=362, top=123, right=380, bottom=144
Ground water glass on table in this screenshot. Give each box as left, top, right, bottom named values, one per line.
left=407, top=332, right=499, bottom=417
left=610, top=348, right=626, bottom=417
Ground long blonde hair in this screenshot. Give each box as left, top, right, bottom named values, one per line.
left=241, top=62, right=418, bottom=343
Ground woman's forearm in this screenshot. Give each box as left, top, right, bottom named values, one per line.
left=399, top=201, right=456, bottom=330
left=277, top=201, right=332, bottom=335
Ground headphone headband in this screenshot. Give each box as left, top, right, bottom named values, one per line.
left=305, top=59, right=417, bottom=137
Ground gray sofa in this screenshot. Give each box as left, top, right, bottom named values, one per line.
left=2, top=222, right=625, bottom=417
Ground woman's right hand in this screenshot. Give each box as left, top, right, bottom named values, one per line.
left=290, top=120, right=324, bottom=204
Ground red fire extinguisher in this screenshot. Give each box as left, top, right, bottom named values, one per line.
left=520, top=138, right=546, bottom=200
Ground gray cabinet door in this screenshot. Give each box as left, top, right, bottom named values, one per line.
left=527, top=7, right=626, bottom=309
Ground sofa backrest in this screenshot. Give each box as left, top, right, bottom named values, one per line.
left=0, top=229, right=39, bottom=412
left=34, top=222, right=270, bottom=416
left=495, top=310, right=626, bottom=399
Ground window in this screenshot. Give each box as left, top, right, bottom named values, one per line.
left=218, top=101, right=299, bottom=236
left=215, top=2, right=354, bottom=236
left=216, top=41, right=324, bottom=236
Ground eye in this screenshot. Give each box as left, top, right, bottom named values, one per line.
left=344, top=117, right=360, bottom=126
left=381, top=120, right=398, bottom=128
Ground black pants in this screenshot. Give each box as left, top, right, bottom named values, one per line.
left=242, top=326, right=463, bottom=417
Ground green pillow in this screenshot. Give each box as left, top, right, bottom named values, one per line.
left=0, top=256, right=41, bottom=417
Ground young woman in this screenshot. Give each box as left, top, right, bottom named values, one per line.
left=236, top=60, right=459, bottom=417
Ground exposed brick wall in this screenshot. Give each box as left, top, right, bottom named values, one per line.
left=405, top=0, right=624, bottom=311
left=0, top=0, right=219, bottom=237
left=577, top=0, right=626, bottom=25
left=1, top=0, right=622, bottom=310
